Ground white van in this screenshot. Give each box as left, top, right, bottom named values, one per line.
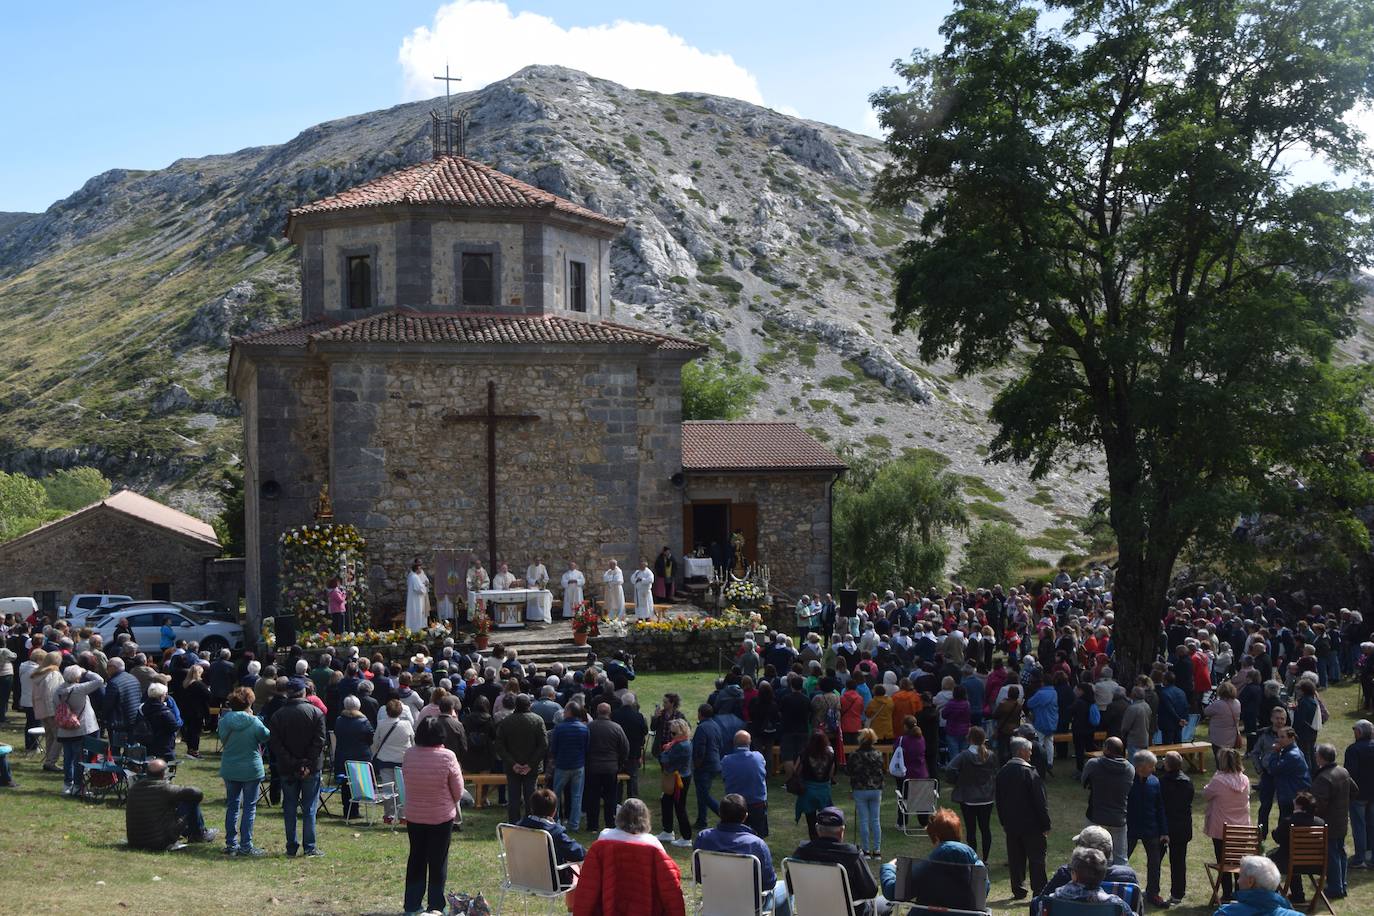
left=0, top=596, right=39, bottom=619
left=65, top=594, right=134, bottom=622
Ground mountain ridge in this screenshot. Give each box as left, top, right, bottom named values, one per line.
left=1, top=63, right=1274, bottom=565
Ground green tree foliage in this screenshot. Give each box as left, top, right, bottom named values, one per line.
left=0, top=471, right=49, bottom=539
left=681, top=359, right=766, bottom=420
left=214, top=466, right=246, bottom=556
left=872, top=0, right=1374, bottom=674
left=957, top=521, right=1033, bottom=588
left=833, top=454, right=968, bottom=591
left=42, top=466, right=111, bottom=511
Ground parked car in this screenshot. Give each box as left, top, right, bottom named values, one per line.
left=181, top=600, right=238, bottom=623
left=65, top=593, right=134, bottom=623
left=90, top=604, right=245, bottom=654
left=0, top=596, right=39, bottom=620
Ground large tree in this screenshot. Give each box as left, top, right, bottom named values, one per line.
left=872, top=0, right=1374, bottom=674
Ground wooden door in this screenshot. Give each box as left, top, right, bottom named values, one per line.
left=731, top=503, right=758, bottom=567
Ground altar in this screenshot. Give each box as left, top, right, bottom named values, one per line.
left=477, top=588, right=553, bottom=627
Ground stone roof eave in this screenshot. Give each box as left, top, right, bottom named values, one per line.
left=285, top=201, right=624, bottom=243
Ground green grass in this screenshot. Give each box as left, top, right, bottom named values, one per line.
left=6, top=677, right=1372, bottom=914
left=959, top=475, right=1006, bottom=504
left=969, top=499, right=1022, bottom=527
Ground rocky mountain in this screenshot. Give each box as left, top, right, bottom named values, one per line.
left=7, top=64, right=1361, bottom=560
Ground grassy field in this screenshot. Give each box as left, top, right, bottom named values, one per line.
left=1, top=672, right=1371, bottom=914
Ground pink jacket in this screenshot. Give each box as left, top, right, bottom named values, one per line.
left=401, top=745, right=464, bottom=826
left=1202, top=770, right=1251, bottom=839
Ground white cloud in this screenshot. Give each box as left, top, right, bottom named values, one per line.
left=775, top=104, right=801, bottom=118
left=398, top=1, right=764, bottom=105
left=859, top=106, right=884, bottom=138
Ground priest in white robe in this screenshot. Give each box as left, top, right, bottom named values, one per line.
left=405, top=560, right=430, bottom=631
left=561, top=561, right=585, bottom=618
left=631, top=559, right=656, bottom=621
left=465, top=558, right=490, bottom=621
left=492, top=561, right=517, bottom=590
left=602, top=560, right=625, bottom=620
left=524, top=558, right=551, bottom=622
left=491, top=561, right=521, bottom=626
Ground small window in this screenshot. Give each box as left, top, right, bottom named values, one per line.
left=569, top=260, right=587, bottom=312
left=346, top=255, right=372, bottom=310
left=150, top=582, right=172, bottom=601
left=462, top=253, right=494, bottom=307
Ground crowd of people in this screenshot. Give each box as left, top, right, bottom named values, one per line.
left=3, top=573, right=1374, bottom=915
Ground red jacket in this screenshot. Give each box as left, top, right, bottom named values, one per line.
left=1191, top=651, right=1212, bottom=692
left=571, top=839, right=685, bottom=916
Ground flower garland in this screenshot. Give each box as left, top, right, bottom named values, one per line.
left=278, top=522, right=370, bottom=632
left=263, top=624, right=414, bottom=651
left=630, top=609, right=753, bottom=634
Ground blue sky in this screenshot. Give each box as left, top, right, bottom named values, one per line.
left=0, top=1, right=953, bottom=213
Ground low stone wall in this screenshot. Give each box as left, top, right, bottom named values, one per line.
left=589, top=625, right=752, bottom=672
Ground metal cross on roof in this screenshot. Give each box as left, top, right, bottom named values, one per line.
left=434, top=64, right=462, bottom=118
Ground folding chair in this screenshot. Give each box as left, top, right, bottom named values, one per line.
left=118, top=743, right=148, bottom=779
left=1180, top=714, right=1201, bottom=742
left=1043, top=901, right=1130, bottom=916
left=896, top=778, right=938, bottom=835
left=394, top=767, right=406, bottom=823
left=1205, top=823, right=1262, bottom=906
left=693, top=848, right=774, bottom=916
left=496, top=822, right=575, bottom=915
left=1282, top=824, right=1333, bottom=915
left=344, top=759, right=396, bottom=826
left=783, top=858, right=856, bottom=916
left=78, top=735, right=128, bottom=804
left=1100, top=881, right=1142, bottom=915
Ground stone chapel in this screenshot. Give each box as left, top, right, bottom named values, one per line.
left=229, top=142, right=844, bottom=632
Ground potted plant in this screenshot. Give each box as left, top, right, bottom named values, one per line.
left=472, top=612, right=492, bottom=650
left=571, top=602, right=599, bottom=646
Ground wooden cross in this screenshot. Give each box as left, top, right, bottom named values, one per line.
left=442, top=380, right=539, bottom=571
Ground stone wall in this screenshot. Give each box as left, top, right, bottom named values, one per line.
left=0, top=508, right=220, bottom=605
left=589, top=625, right=751, bottom=672
left=325, top=353, right=683, bottom=615
left=683, top=472, right=835, bottom=598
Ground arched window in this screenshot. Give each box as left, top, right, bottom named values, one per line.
left=462, top=253, right=493, bottom=307
left=346, top=255, right=372, bottom=310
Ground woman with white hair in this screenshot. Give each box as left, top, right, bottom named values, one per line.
left=334, top=694, right=374, bottom=820
left=1215, top=856, right=1304, bottom=916
left=141, top=681, right=183, bottom=762
left=54, top=663, right=104, bottom=795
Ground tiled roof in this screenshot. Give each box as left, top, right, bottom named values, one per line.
left=682, top=421, right=847, bottom=472
left=0, top=488, right=220, bottom=555
left=287, top=155, right=624, bottom=228
left=234, top=310, right=702, bottom=353
left=232, top=317, right=338, bottom=347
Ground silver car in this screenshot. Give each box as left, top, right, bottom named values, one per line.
left=92, top=604, right=245, bottom=655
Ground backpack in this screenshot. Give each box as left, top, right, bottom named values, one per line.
left=1088, top=702, right=1101, bottom=727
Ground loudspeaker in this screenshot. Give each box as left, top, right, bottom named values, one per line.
left=275, top=613, right=297, bottom=649
left=839, top=589, right=859, bottom=616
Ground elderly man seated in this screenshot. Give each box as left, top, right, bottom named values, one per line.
left=1215, top=856, right=1305, bottom=916
left=695, top=794, right=788, bottom=916
left=788, top=806, right=887, bottom=915
left=1047, top=847, right=1131, bottom=912
left=125, top=758, right=217, bottom=850
left=1040, top=825, right=1140, bottom=901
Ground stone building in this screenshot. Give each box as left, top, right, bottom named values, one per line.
left=229, top=149, right=843, bottom=633
left=0, top=489, right=223, bottom=615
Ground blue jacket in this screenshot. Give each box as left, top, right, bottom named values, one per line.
left=961, top=675, right=986, bottom=723
left=1345, top=738, right=1374, bottom=803
left=1126, top=773, right=1167, bottom=840
left=694, top=822, right=776, bottom=890
left=721, top=747, right=768, bottom=805
left=549, top=718, right=590, bottom=771
left=1027, top=686, right=1059, bottom=734
left=1158, top=685, right=1189, bottom=725
left=1214, top=887, right=1304, bottom=916
left=660, top=737, right=693, bottom=779
left=1267, top=744, right=1311, bottom=804
left=515, top=814, right=586, bottom=864
left=217, top=709, right=270, bottom=782
left=332, top=713, right=374, bottom=772
left=140, top=698, right=182, bottom=758
left=694, top=718, right=726, bottom=774
left=104, top=670, right=143, bottom=729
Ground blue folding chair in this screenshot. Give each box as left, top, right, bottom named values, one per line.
left=344, top=759, right=396, bottom=827
left=79, top=735, right=128, bottom=804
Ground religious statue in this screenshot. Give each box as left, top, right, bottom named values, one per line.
left=560, top=561, right=585, bottom=618
left=314, top=484, right=334, bottom=520
left=731, top=529, right=746, bottom=576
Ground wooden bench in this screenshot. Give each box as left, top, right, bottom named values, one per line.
left=1085, top=740, right=1212, bottom=773
left=1053, top=731, right=1107, bottom=747
left=464, top=772, right=630, bottom=809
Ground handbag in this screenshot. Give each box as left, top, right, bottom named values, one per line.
left=1231, top=705, right=1244, bottom=749
left=784, top=768, right=803, bottom=795
left=661, top=769, right=682, bottom=796
left=888, top=742, right=906, bottom=778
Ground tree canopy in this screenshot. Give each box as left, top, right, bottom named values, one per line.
left=958, top=521, right=1033, bottom=588
left=43, top=466, right=112, bottom=511
left=833, top=453, right=968, bottom=591
left=681, top=358, right=766, bottom=421
left=0, top=467, right=113, bottom=541
left=872, top=0, right=1374, bottom=671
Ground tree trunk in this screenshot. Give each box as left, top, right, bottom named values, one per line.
left=1108, top=541, right=1175, bottom=684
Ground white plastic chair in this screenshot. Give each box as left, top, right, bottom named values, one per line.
left=693, top=848, right=774, bottom=916
left=783, top=858, right=856, bottom=916
left=896, top=777, right=938, bottom=835
left=344, top=759, right=396, bottom=827
left=497, top=822, right=574, bottom=915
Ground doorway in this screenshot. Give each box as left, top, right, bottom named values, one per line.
left=683, top=500, right=759, bottom=571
